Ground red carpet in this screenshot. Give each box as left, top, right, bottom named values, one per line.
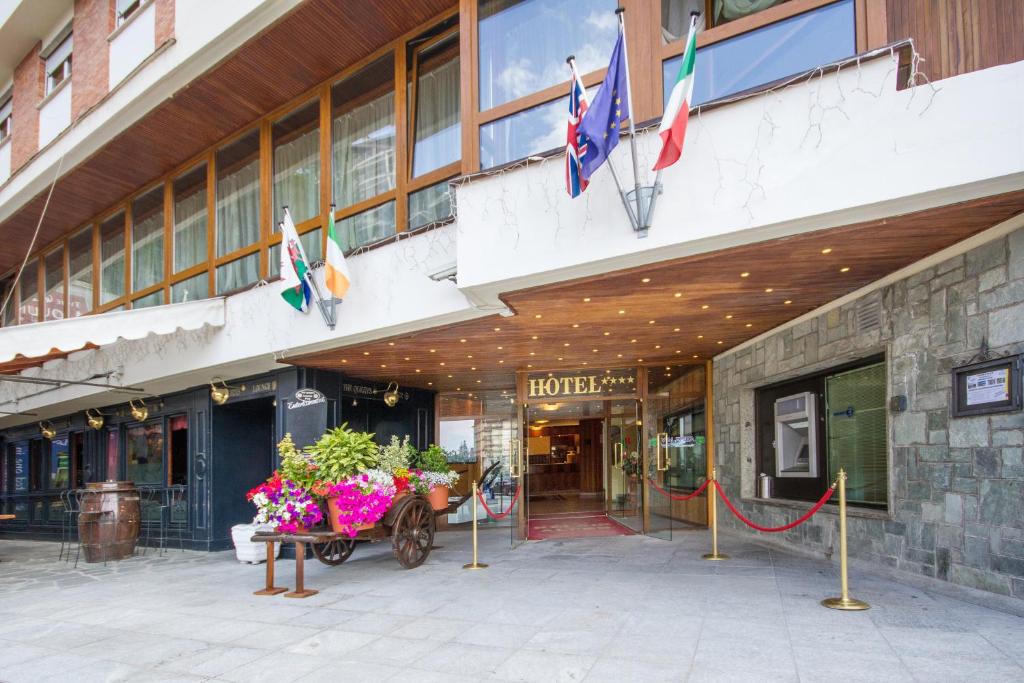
left=527, top=512, right=636, bottom=540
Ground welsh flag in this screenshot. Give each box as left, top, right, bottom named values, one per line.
left=324, top=208, right=351, bottom=299
left=652, top=16, right=698, bottom=171
left=279, top=208, right=312, bottom=312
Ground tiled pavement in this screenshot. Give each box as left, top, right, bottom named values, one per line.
left=0, top=528, right=1022, bottom=682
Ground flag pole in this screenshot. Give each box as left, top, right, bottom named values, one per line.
left=284, top=206, right=336, bottom=331
left=614, top=7, right=644, bottom=234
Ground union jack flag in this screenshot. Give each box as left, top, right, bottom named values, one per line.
left=565, top=58, right=589, bottom=198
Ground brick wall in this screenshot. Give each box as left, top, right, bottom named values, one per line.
left=11, top=43, right=43, bottom=171
left=71, top=0, right=114, bottom=120
left=713, top=226, right=1024, bottom=598
left=155, top=0, right=175, bottom=45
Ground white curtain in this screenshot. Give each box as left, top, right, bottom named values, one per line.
left=174, top=189, right=207, bottom=272
left=661, top=0, right=705, bottom=42
left=339, top=201, right=395, bottom=252
left=273, top=128, right=320, bottom=223
left=216, top=161, right=260, bottom=257
left=332, top=92, right=395, bottom=208
left=132, top=211, right=164, bottom=291
left=715, top=0, right=784, bottom=23
left=413, top=58, right=460, bottom=177
left=100, top=222, right=125, bottom=304
left=216, top=253, right=259, bottom=295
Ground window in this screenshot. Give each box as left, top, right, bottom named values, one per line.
left=116, top=0, right=143, bottom=26
left=216, top=252, right=259, bottom=295
left=411, top=33, right=460, bottom=178
left=17, top=260, right=38, bottom=324
left=43, top=248, right=64, bottom=321
left=67, top=228, right=93, bottom=317
left=45, top=34, right=73, bottom=96
left=170, top=272, right=207, bottom=304
left=0, top=98, right=11, bottom=143
left=662, top=0, right=855, bottom=107
left=125, top=420, right=164, bottom=485
left=338, top=201, right=396, bottom=253
left=0, top=276, right=14, bottom=327
left=169, top=415, right=188, bottom=487
left=477, top=0, right=616, bottom=111
left=49, top=437, right=70, bottom=489
left=269, top=229, right=322, bottom=280
left=131, top=186, right=164, bottom=292
left=216, top=130, right=260, bottom=257
left=99, top=212, right=126, bottom=305
left=173, top=164, right=207, bottom=272
left=408, top=182, right=453, bottom=230
left=479, top=95, right=567, bottom=169
left=756, top=357, right=887, bottom=508
left=132, top=290, right=163, bottom=308
left=273, top=100, right=320, bottom=225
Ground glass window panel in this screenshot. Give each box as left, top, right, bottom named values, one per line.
left=169, top=414, right=188, bottom=489
left=170, top=273, right=208, bottom=303
left=268, top=243, right=280, bottom=280
left=49, top=437, right=70, bottom=489
left=477, top=0, right=617, bottom=110
left=408, top=182, right=453, bottom=230
left=67, top=228, right=92, bottom=317
left=215, top=252, right=259, bottom=295
left=0, top=276, right=15, bottom=327
left=173, top=163, right=207, bottom=272
left=216, top=130, right=260, bottom=257
left=125, top=420, right=164, bottom=486
left=273, top=100, right=320, bottom=224
left=132, top=186, right=164, bottom=292
left=826, top=362, right=888, bottom=507
left=17, top=260, right=38, bottom=324
left=662, top=0, right=855, bottom=107
left=661, top=0, right=705, bottom=44
left=480, top=87, right=596, bottom=169
left=43, top=248, right=64, bottom=321
left=331, top=55, right=396, bottom=209
left=338, top=201, right=395, bottom=253
left=412, top=35, right=460, bottom=177
left=99, top=212, right=126, bottom=305
left=132, top=290, right=163, bottom=309
left=269, top=229, right=322, bottom=280
left=714, top=0, right=788, bottom=24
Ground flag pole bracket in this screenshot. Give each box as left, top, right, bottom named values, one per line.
left=622, top=181, right=662, bottom=238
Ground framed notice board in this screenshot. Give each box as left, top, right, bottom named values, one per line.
left=951, top=355, right=1022, bottom=418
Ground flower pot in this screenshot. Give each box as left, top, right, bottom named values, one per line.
left=391, top=490, right=410, bottom=507
left=275, top=523, right=309, bottom=534
left=427, top=484, right=450, bottom=511
left=232, top=524, right=279, bottom=564
left=354, top=522, right=375, bottom=532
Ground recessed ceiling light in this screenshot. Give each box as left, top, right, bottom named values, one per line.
left=675, top=350, right=681, bottom=354
left=530, top=352, right=535, bottom=356
left=840, top=266, right=850, bottom=273
left=642, top=277, right=651, bottom=283
left=404, top=357, right=410, bottom=361
left=717, top=340, right=724, bottom=345
left=558, top=357, right=563, bottom=361
left=531, top=335, right=538, bottom=340
left=648, top=320, right=655, bottom=325
left=693, top=354, right=699, bottom=358
left=460, top=338, right=467, bottom=343
left=494, top=327, right=501, bottom=332
left=430, top=349, right=436, bottom=353
left=674, top=292, right=682, bottom=298
left=784, top=300, right=792, bottom=304
left=582, top=361, right=588, bottom=365
left=630, top=339, right=637, bottom=343
left=363, top=351, right=370, bottom=356
left=440, top=362, right=446, bottom=366
left=563, top=343, right=570, bottom=347
left=380, top=364, right=387, bottom=368
left=593, top=349, right=598, bottom=352
left=499, top=360, right=505, bottom=364
left=476, top=380, right=481, bottom=383
left=467, top=355, right=473, bottom=359
left=534, top=314, right=542, bottom=319
left=725, top=314, right=733, bottom=319
left=673, top=327, right=680, bottom=332
left=821, top=248, right=832, bottom=254
left=572, top=323, right=579, bottom=328
left=655, top=345, right=661, bottom=349
left=341, top=359, right=347, bottom=363
left=764, top=288, right=773, bottom=293
left=698, top=335, right=703, bottom=339
left=638, top=358, right=644, bottom=362
left=740, top=272, right=750, bottom=278
left=497, top=346, right=504, bottom=350
left=415, top=369, right=421, bottom=373
left=427, top=382, right=433, bottom=386
left=583, top=297, right=591, bottom=302
left=603, top=331, right=610, bottom=336
left=745, top=323, right=752, bottom=328
left=471, top=367, right=477, bottom=371
left=701, top=304, right=709, bottom=310
left=617, top=353, right=623, bottom=358
left=618, top=310, right=626, bottom=315
left=527, top=364, right=533, bottom=368
left=388, top=342, right=395, bottom=346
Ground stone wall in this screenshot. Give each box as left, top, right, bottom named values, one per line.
left=713, top=226, right=1024, bottom=598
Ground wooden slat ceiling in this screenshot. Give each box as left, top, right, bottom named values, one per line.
left=0, top=0, right=454, bottom=274
left=287, top=191, right=1024, bottom=392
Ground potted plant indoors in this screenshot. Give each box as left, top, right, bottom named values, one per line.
left=414, top=444, right=461, bottom=511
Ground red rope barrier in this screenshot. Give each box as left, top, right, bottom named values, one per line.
left=477, top=485, right=523, bottom=521
left=713, top=480, right=835, bottom=533
left=648, top=477, right=710, bottom=501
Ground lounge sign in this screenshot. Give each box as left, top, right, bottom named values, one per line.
left=527, top=369, right=637, bottom=399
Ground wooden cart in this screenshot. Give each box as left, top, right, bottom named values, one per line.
left=313, top=492, right=438, bottom=569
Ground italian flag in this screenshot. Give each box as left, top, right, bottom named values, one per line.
left=324, top=208, right=351, bottom=299
left=652, top=17, right=697, bottom=171
left=279, top=208, right=311, bottom=312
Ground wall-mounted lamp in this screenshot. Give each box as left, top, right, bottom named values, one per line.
left=39, top=421, right=56, bottom=440
left=86, top=409, right=105, bottom=430
left=129, top=399, right=148, bottom=422
left=383, top=382, right=400, bottom=408
left=210, top=378, right=245, bottom=405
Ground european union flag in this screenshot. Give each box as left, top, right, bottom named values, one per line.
left=577, top=28, right=630, bottom=182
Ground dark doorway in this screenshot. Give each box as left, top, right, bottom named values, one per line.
left=212, top=397, right=276, bottom=545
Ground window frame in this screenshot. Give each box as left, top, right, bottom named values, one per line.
left=44, top=34, right=74, bottom=97
left=0, top=97, right=11, bottom=144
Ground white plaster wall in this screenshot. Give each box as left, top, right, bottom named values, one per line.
left=0, top=225, right=483, bottom=427
left=38, top=81, right=71, bottom=148
left=454, top=55, right=1024, bottom=305
left=0, top=140, right=9, bottom=186
left=108, top=1, right=155, bottom=86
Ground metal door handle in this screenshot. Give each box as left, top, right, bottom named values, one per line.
left=657, top=432, right=669, bottom=471
left=510, top=439, right=521, bottom=478
left=614, top=442, right=623, bottom=467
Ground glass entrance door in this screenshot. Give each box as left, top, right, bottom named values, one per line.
left=605, top=399, right=642, bottom=533
left=512, top=400, right=528, bottom=546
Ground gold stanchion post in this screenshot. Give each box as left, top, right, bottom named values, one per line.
left=462, top=480, right=488, bottom=570
left=702, top=467, right=728, bottom=561
left=822, top=468, right=869, bottom=610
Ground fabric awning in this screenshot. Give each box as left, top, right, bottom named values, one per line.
left=0, top=298, right=226, bottom=371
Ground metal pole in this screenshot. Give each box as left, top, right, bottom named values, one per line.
left=614, top=7, right=644, bottom=229
left=822, top=469, right=869, bottom=610
left=702, top=467, right=728, bottom=560
left=463, top=480, right=488, bottom=569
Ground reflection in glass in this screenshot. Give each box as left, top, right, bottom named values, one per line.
left=408, top=182, right=453, bottom=230
left=132, top=186, right=164, bottom=292
left=273, top=100, right=320, bottom=224
left=332, top=55, right=395, bottom=209
left=173, top=163, right=207, bottom=272
left=478, top=0, right=616, bottom=110
left=50, top=437, right=70, bottom=488
left=171, top=273, right=208, bottom=303
left=412, top=35, right=460, bottom=177
left=132, top=291, right=163, bottom=309
left=44, top=248, right=64, bottom=321
left=216, top=130, right=260, bottom=257
left=17, top=260, right=38, bottom=324
left=100, top=212, right=126, bottom=305
left=0, top=277, right=15, bottom=326
left=216, top=252, right=260, bottom=295
left=68, top=228, right=92, bottom=317
left=126, top=421, right=165, bottom=486
left=662, top=0, right=854, bottom=107
left=338, top=201, right=395, bottom=252
left=661, top=0, right=705, bottom=44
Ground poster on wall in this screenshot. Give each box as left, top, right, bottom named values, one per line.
left=13, top=443, right=28, bottom=492
left=285, top=388, right=328, bottom=449
left=952, top=355, right=1022, bottom=418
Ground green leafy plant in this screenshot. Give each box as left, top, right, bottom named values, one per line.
left=305, top=424, right=379, bottom=483
left=375, top=435, right=415, bottom=473
left=277, top=433, right=320, bottom=490
left=412, top=444, right=451, bottom=473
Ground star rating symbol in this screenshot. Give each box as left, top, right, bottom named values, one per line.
left=601, top=377, right=609, bottom=385
left=627, top=377, right=635, bottom=384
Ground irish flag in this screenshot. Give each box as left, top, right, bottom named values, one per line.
left=324, top=207, right=351, bottom=299
left=279, top=208, right=311, bottom=312
left=652, top=16, right=698, bottom=171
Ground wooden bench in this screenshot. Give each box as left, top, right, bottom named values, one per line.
left=250, top=530, right=348, bottom=599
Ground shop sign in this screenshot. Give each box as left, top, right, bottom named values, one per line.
left=13, top=443, right=28, bottom=492
left=526, top=369, right=637, bottom=399
left=951, top=355, right=1022, bottom=418
left=343, top=382, right=411, bottom=402
left=287, top=388, right=326, bottom=410
left=285, top=388, right=328, bottom=449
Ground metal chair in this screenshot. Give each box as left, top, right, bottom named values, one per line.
left=58, top=489, right=80, bottom=562
left=164, top=485, right=188, bottom=553
left=137, top=486, right=168, bottom=556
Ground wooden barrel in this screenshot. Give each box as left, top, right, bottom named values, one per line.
left=78, top=480, right=140, bottom=562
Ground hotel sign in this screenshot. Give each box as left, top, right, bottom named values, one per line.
left=527, top=369, right=637, bottom=399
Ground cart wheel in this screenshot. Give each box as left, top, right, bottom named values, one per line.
left=392, top=497, right=434, bottom=569
left=312, top=538, right=355, bottom=566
